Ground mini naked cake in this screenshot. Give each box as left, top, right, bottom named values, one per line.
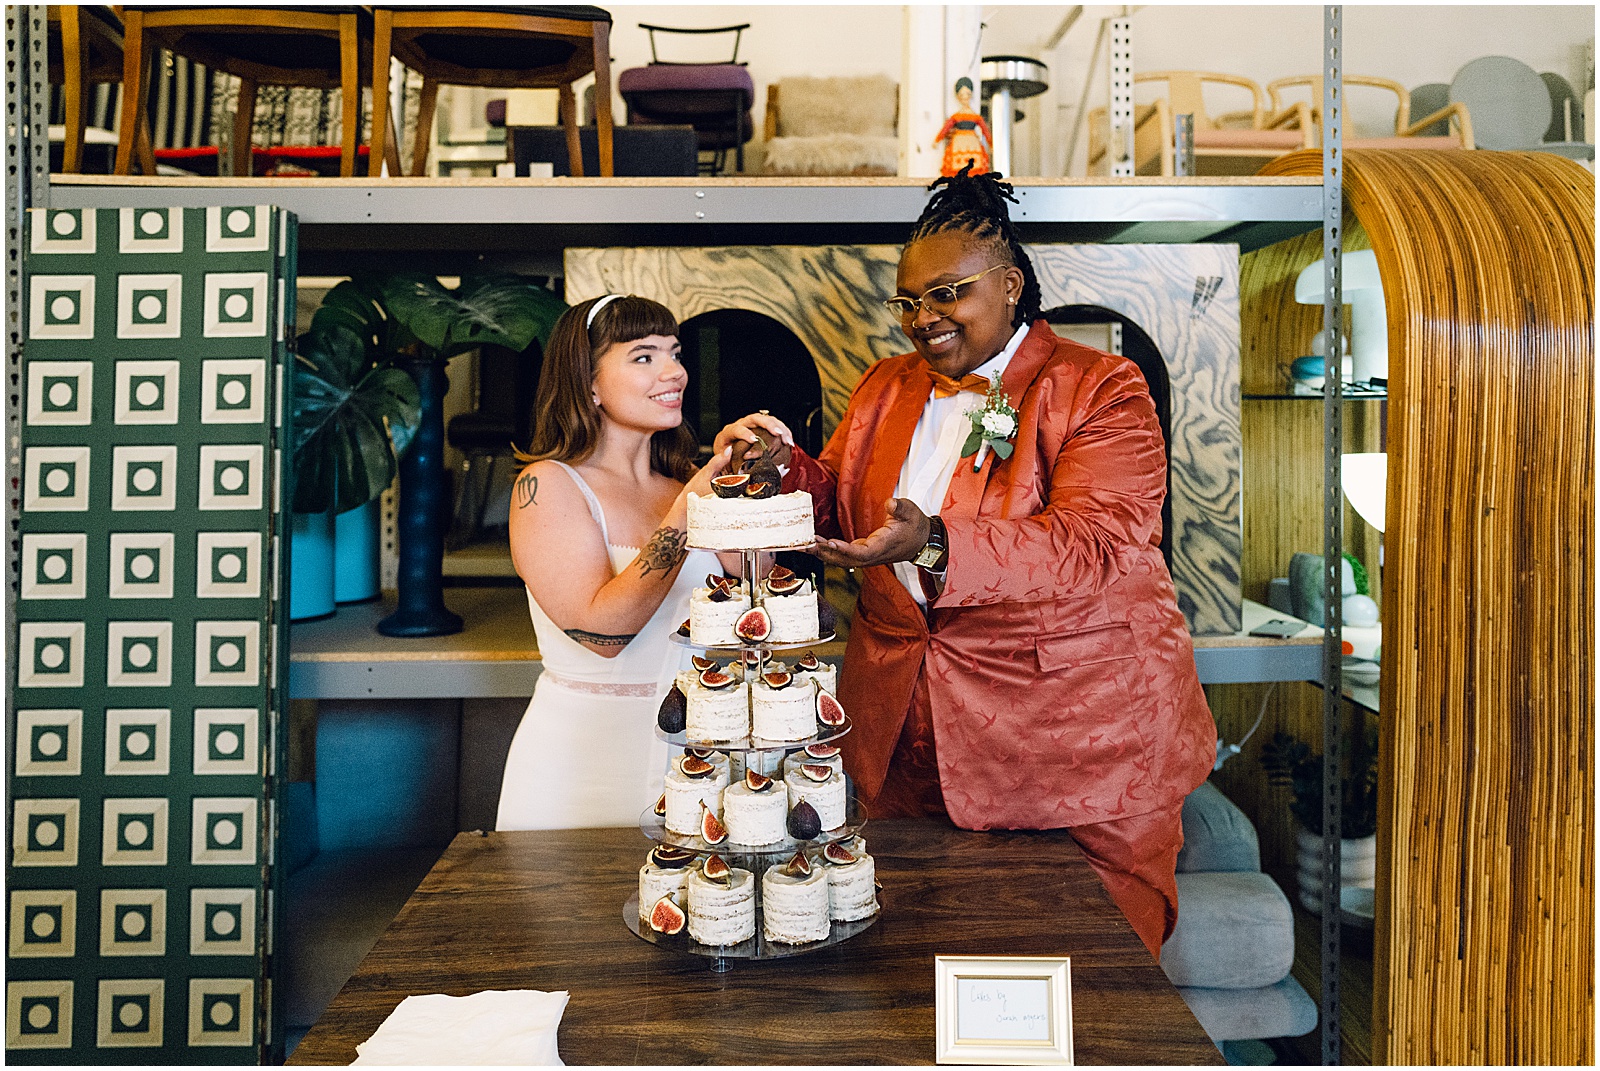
left=689, top=576, right=750, bottom=646
left=786, top=764, right=848, bottom=832
left=687, top=489, right=814, bottom=550
left=761, top=852, right=832, bottom=944
left=686, top=857, right=756, bottom=945
left=637, top=845, right=698, bottom=921
left=664, top=752, right=729, bottom=835
left=681, top=664, right=749, bottom=743
left=751, top=671, right=818, bottom=742
left=819, top=841, right=879, bottom=922
left=761, top=570, right=820, bottom=643
left=721, top=770, right=788, bottom=846
left=789, top=652, right=837, bottom=695
left=783, top=742, right=844, bottom=780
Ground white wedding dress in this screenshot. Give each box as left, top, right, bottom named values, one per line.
left=496, top=461, right=719, bottom=830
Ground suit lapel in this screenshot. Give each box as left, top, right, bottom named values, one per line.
left=941, top=321, right=1057, bottom=517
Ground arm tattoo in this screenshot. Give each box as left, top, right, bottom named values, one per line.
left=564, top=628, right=636, bottom=647
left=514, top=472, right=538, bottom=509
left=636, top=526, right=688, bottom=578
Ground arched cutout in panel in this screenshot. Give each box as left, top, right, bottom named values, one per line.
left=678, top=309, right=826, bottom=456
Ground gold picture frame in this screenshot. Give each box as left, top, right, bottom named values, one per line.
left=934, top=955, right=1073, bottom=1065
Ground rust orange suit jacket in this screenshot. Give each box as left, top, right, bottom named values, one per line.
left=785, top=320, right=1216, bottom=830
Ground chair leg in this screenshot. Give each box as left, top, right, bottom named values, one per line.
left=369, top=7, right=392, bottom=176
left=338, top=11, right=359, bottom=177
left=136, top=117, right=156, bottom=175
left=114, top=10, right=150, bottom=175
left=232, top=77, right=257, bottom=178
left=559, top=83, right=583, bottom=177
left=734, top=91, right=744, bottom=173
left=591, top=20, right=614, bottom=177
left=385, top=112, right=402, bottom=176
left=60, top=7, right=88, bottom=173
left=409, top=77, right=439, bottom=177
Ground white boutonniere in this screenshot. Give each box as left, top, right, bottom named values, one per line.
left=960, top=377, right=1019, bottom=471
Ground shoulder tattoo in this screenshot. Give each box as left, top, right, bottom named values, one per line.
left=636, top=526, right=688, bottom=578
left=515, top=472, right=538, bottom=509
left=564, top=628, right=636, bottom=647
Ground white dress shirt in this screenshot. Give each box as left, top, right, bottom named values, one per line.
left=892, top=322, right=1030, bottom=606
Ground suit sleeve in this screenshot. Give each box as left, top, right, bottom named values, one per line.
left=781, top=359, right=892, bottom=542
left=936, top=358, right=1167, bottom=608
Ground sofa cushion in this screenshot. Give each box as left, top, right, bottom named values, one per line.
left=762, top=134, right=898, bottom=176
left=1162, top=871, right=1293, bottom=989
left=1176, top=976, right=1318, bottom=1042
left=1177, top=780, right=1260, bottom=874
left=774, top=75, right=898, bottom=138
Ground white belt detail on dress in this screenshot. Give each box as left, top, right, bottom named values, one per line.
left=539, top=669, right=659, bottom=697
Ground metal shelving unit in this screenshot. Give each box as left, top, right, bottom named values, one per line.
left=7, top=5, right=1353, bottom=1060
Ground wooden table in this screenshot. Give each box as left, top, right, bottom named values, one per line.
left=290, top=821, right=1221, bottom=1065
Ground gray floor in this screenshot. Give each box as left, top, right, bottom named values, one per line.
left=282, top=846, right=446, bottom=1058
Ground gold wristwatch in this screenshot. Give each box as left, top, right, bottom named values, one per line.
left=913, top=516, right=948, bottom=571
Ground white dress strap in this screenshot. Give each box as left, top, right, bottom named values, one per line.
left=547, top=460, right=613, bottom=547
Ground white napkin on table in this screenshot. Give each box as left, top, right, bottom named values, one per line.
left=351, top=989, right=569, bottom=1066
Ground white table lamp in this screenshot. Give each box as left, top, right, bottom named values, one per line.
left=1295, top=249, right=1389, bottom=384
left=1341, top=452, right=1387, bottom=533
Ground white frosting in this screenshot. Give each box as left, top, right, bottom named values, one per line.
left=752, top=677, right=818, bottom=742
left=764, top=579, right=820, bottom=643
left=638, top=861, right=694, bottom=921
left=761, top=865, right=832, bottom=943
left=684, top=678, right=749, bottom=743
left=664, top=756, right=728, bottom=835
left=786, top=767, right=847, bottom=831
left=783, top=749, right=843, bottom=780
left=687, top=867, right=756, bottom=945
left=689, top=581, right=750, bottom=646
left=825, top=853, right=878, bottom=922
left=792, top=660, right=837, bottom=696
left=688, top=490, right=815, bottom=550
left=721, top=780, right=788, bottom=846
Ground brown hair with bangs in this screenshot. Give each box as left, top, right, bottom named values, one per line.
left=519, top=295, right=698, bottom=481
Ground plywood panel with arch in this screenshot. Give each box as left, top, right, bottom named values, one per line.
left=567, top=242, right=1243, bottom=635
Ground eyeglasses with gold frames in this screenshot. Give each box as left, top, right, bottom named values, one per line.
left=883, top=264, right=1007, bottom=321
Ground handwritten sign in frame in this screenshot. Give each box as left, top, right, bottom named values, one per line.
left=935, top=955, right=1073, bottom=1065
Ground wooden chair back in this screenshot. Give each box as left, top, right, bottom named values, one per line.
left=1268, top=75, right=1473, bottom=148
left=1135, top=70, right=1266, bottom=131
left=373, top=7, right=615, bottom=177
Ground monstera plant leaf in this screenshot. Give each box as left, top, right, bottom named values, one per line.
left=292, top=324, right=420, bottom=514
left=379, top=273, right=568, bottom=359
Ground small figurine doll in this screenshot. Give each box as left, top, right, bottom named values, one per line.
left=932, top=77, right=993, bottom=177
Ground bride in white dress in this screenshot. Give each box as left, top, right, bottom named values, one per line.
left=497, top=294, right=766, bottom=830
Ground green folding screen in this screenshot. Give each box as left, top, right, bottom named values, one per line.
left=9, top=205, right=294, bottom=1062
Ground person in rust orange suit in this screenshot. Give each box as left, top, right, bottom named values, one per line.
left=714, top=167, right=1216, bottom=959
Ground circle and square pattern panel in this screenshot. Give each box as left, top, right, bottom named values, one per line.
left=11, top=206, right=295, bottom=1063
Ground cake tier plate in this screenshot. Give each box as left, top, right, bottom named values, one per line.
left=657, top=713, right=852, bottom=753
left=670, top=631, right=836, bottom=653
left=686, top=539, right=816, bottom=552
left=625, top=893, right=880, bottom=966
left=640, top=791, right=867, bottom=857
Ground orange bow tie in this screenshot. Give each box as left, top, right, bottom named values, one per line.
left=929, top=371, right=991, bottom=399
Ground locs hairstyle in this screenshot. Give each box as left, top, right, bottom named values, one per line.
left=906, top=163, right=1042, bottom=327
left=519, top=295, right=699, bottom=481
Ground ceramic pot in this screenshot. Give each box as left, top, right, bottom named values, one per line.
left=289, top=509, right=336, bottom=622
left=1295, top=825, right=1376, bottom=914
left=334, top=498, right=382, bottom=604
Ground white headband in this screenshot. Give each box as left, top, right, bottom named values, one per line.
left=586, top=294, right=624, bottom=328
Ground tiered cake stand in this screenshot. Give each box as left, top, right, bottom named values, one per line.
left=624, top=545, right=880, bottom=970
